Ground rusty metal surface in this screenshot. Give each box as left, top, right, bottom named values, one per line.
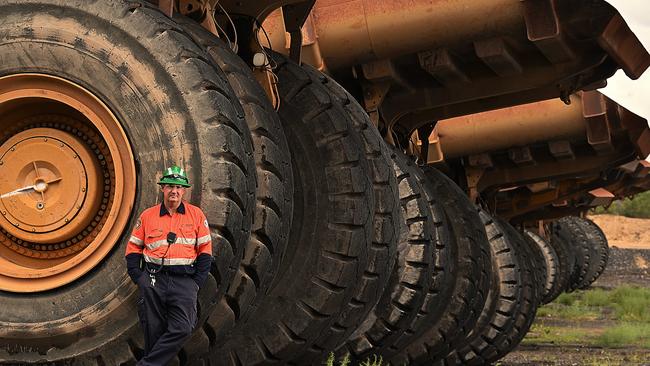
left=522, top=0, right=574, bottom=64
left=511, top=160, right=650, bottom=223
left=433, top=96, right=587, bottom=159
left=582, top=90, right=613, bottom=152
left=431, top=91, right=650, bottom=222
left=255, top=0, right=648, bottom=137
left=262, top=0, right=523, bottom=70
left=598, top=14, right=650, bottom=80
left=588, top=187, right=615, bottom=207
left=479, top=146, right=635, bottom=194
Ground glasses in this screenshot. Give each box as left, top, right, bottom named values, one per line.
left=162, top=184, right=185, bottom=191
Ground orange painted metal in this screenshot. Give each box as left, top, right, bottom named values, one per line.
left=0, top=74, right=135, bottom=293
left=0, top=128, right=101, bottom=244
left=263, top=0, right=523, bottom=70
left=588, top=188, right=615, bottom=207
left=433, top=96, right=587, bottom=159
left=598, top=14, right=650, bottom=80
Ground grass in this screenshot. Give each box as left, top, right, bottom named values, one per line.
left=597, top=323, right=650, bottom=348
left=535, top=286, right=650, bottom=322
left=535, top=303, right=601, bottom=320
left=609, top=286, right=650, bottom=322
left=523, top=322, right=650, bottom=348
left=522, top=323, right=593, bottom=345
left=326, top=353, right=385, bottom=366
left=527, top=286, right=650, bottom=349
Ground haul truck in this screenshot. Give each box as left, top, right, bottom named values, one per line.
left=0, top=0, right=648, bottom=364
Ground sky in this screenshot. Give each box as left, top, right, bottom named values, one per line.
left=601, top=0, right=650, bottom=122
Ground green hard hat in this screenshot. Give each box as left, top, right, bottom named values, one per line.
left=157, top=165, right=191, bottom=187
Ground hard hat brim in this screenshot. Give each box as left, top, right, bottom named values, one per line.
left=157, top=177, right=191, bottom=188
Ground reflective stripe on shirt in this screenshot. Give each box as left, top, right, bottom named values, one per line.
left=144, top=254, right=195, bottom=266
left=129, top=235, right=144, bottom=246
left=145, top=237, right=198, bottom=250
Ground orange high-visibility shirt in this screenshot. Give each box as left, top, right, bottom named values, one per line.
left=125, top=202, right=212, bottom=267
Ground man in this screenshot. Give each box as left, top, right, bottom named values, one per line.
left=125, top=165, right=212, bottom=366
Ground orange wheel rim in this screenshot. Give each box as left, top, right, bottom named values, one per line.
left=0, top=74, right=136, bottom=292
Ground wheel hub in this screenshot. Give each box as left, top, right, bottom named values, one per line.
left=0, top=73, right=136, bottom=292
left=0, top=128, right=101, bottom=243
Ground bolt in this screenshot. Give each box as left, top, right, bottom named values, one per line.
left=44, top=138, right=48, bottom=142
left=10, top=147, right=15, bottom=152
left=0, top=161, right=3, bottom=165
left=31, top=228, right=36, bottom=232
left=73, top=154, right=77, bottom=159
left=1, top=211, right=5, bottom=215
left=14, top=223, right=19, bottom=227
left=64, top=218, right=69, bottom=223
left=36, top=202, right=45, bottom=210
left=81, top=187, right=86, bottom=192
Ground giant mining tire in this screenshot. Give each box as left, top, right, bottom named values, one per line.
left=525, top=230, right=560, bottom=304
left=172, top=15, right=294, bottom=350
left=576, top=217, right=609, bottom=289
left=520, top=227, right=548, bottom=303
left=340, top=149, right=441, bottom=361
left=288, top=64, right=400, bottom=364
left=387, top=167, right=491, bottom=365
left=216, top=53, right=375, bottom=365
left=554, top=217, right=591, bottom=292
left=377, top=165, right=455, bottom=361
left=0, top=1, right=256, bottom=364
left=546, top=223, right=576, bottom=303
left=491, top=221, right=541, bottom=362
left=445, top=211, right=537, bottom=365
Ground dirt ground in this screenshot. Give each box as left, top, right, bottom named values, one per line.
left=589, top=215, right=650, bottom=250
left=500, top=215, right=650, bottom=366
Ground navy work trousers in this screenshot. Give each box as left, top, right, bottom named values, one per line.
left=136, top=270, right=199, bottom=366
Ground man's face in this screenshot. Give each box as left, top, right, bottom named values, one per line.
left=161, top=184, right=186, bottom=206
